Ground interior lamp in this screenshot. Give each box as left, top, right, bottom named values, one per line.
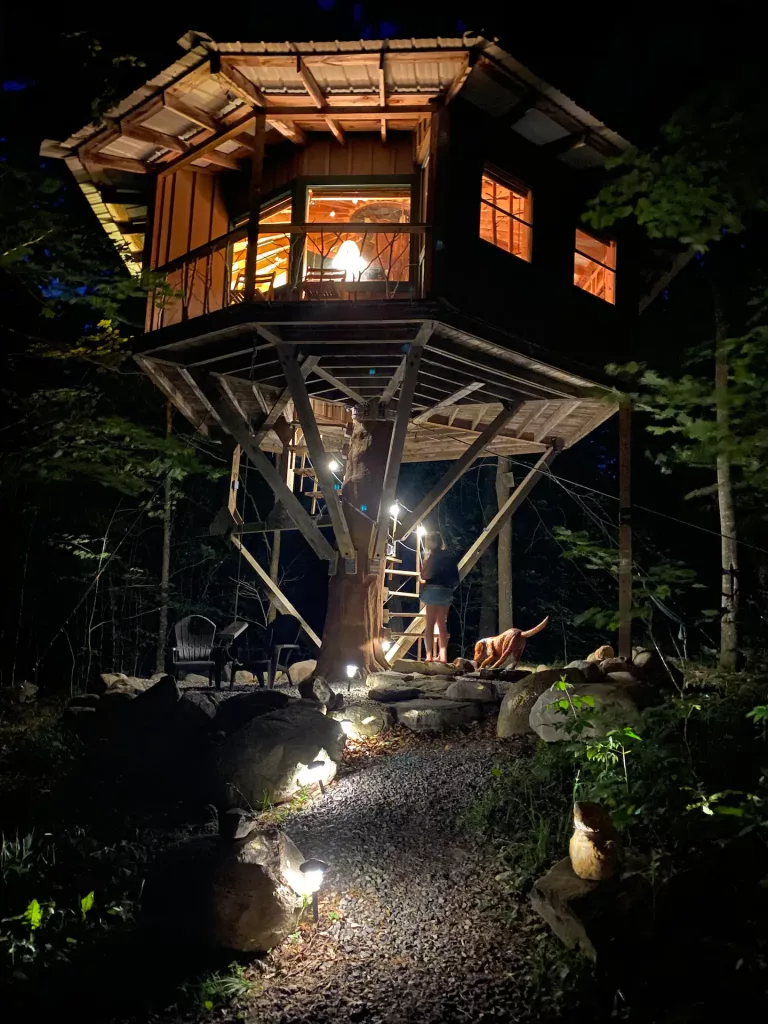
left=333, top=239, right=365, bottom=281
left=299, top=858, right=329, bottom=922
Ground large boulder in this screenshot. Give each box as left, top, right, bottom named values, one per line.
left=142, top=828, right=306, bottom=953
left=298, top=676, right=343, bottom=710
left=496, top=669, right=583, bottom=738
left=529, top=682, right=642, bottom=743
left=564, top=659, right=603, bottom=684
left=445, top=678, right=498, bottom=703
left=369, top=686, right=423, bottom=703
left=394, top=698, right=483, bottom=732
left=214, top=690, right=289, bottom=735
left=213, top=703, right=345, bottom=807
left=288, top=660, right=317, bottom=684
left=407, top=674, right=454, bottom=695
left=599, top=657, right=633, bottom=677
left=530, top=857, right=651, bottom=960
left=632, top=648, right=683, bottom=688
left=331, top=703, right=393, bottom=739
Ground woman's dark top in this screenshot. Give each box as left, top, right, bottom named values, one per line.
left=424, top=549, right=460, bottom=588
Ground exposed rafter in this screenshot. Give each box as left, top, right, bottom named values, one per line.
left=297, top=55, right=325, bottom=108
left=117, top=121, right=189, bottom=154
left=158, top=111, right=255, bottom=177
left=324, top=116, right=345, bottom=145
left=412, top=381, right=484, bottom=424
left=211, top=53, right=267, bottom=107
left=163, top=93, right=221, bottom=132
left=311, top=365, right=366, bottom=404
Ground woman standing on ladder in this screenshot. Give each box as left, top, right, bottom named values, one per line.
left=419, top=531, right=459, bottom=663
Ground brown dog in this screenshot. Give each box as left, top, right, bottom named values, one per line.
left=473, top=617, right=550, bottom=669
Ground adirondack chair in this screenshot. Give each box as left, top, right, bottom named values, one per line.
left=171, top=615, right=217, bottom=684
left=230, top=271, right=276, bottom=303
left=252, top=614, right=304, bottom=688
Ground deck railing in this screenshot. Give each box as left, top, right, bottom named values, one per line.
left=146, top=222, right=429, bottom=332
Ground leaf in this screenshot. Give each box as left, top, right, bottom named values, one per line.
left=24, top=899, right=43, bottom=930
left=80, top=891, right=95, bottom=917
left=204, top=1000, right=213, bottom=1011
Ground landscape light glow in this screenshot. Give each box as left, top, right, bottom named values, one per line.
left=339, top=719, right=354, bottom=736
left=382, top=639, right=392, bottom=652
left=329, top=459, right=340, bottom=472
left=346, top=664, right=357, bottom=679
left=299, top=858, right=329, bottom=920
left=416, top=525, right=426, bottom=537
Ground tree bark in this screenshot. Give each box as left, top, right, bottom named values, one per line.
left=267, top=531, right=281, bottom=624
left=713, top=288, right=738, bottom=670
left=155, top=401, right=173, bottom=673
left=314, top=415, right=393, bottom=683
left=496, top=456, right=513, bottom=631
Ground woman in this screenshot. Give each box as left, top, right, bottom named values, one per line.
left=419, top=531, right=458, bottom=663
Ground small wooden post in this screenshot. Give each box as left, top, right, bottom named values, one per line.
left=496, top=456, right=513, bottom=632
left=244, top=111, right=266, bottom=302
left=618, top=401, right=632, bottom=660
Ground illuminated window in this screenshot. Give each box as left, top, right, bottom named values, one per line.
left=574, top=228, right=616, bottom=304
left=479, top=167, right=532, bottom=261
left=305, top=185, right=411, bottom=283
left=230, top=196, right=292, bottom=296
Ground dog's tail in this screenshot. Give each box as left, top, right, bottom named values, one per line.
left=520, top=615, right=550, bottom=639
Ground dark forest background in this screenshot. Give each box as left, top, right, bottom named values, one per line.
left=2, top=1, right=766, bottom=690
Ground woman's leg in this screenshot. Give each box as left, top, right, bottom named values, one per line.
left=436, top=605, right=450, bottom=663
left=424, top=604, right=437, bottom=661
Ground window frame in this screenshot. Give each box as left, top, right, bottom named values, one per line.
left=573, top=227, right=617, bottom=304
left=479, top=164, right=533, bottom=262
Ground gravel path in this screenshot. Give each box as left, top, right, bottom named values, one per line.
left=244, top=718, right=542, bottom=1024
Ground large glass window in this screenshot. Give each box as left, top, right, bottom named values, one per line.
left=304, top=185, right=411, bottom=283
left=574, top=228, right=616, bottom=304
left=230, top=196, right=292, bottom=297
left=479, top=167, right=532, bottom=262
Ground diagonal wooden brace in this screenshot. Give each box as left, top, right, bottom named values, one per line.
left=275, top=345, right=356, bottom=563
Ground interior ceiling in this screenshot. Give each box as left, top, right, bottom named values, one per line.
left=41, top=32, right=630, bottom=272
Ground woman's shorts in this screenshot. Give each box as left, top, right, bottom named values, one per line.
left=420, top=584, right=454, bottom=607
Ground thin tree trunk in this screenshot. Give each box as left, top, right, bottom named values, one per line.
left=713, top=288, right=738, bottom=670
left=156, top=401, right=173, bottom=673
left=267, top=531, right=281, bottom=624
left=496, top=456, right=513, bottom=631
left=478, top=465, right=497, bottom=637
left=314, top=415, right=393, bottom=683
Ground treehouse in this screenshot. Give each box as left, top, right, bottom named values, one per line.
left=44, top=30, right=643, bottom=678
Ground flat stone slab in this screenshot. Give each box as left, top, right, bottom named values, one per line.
left=391, top=660, right=457, bottom=677
left=369, top=686, right=423, bottom=703
left=393, top=698, right=484, bottom=732
left=446, top=679, right=498, bottom=702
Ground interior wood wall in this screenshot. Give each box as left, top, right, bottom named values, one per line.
left=263, top=132, right=415, bottom=193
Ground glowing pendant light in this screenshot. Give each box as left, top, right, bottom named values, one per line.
left=333, top=239, right=365, bottom=281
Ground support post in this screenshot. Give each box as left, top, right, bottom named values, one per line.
left=396, top=404, right=519, bottom=540
left=369, top=339, right=427, bottom=562
left=276, top=346, right=356, bottom=562
left=496, top=456, right=513, bottom=632
left=228, top=445, right=242, bottom=520
left=618, top=401, right=632, bottom=660
left=252, top=355, right=319, bottom=443
left=214, top=387, right=335, bottom=562
left=458, top=446, right=559, bottom=580
left=244, top=112, right=266, bottom=302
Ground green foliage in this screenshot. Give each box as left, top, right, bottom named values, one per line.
left=179, top=962, right=257, bottom=1010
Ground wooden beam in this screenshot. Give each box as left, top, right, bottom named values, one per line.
left=496, top=456, right=513, bottom=632
left=427, top=342, right=584, bottom=400
left=231, top=536, right=322, bottom=648
left=444, top=57, right=472, bottom=104
left=255, top=105, right=432, bottom=119
left=324, top=116, right=345, bottom=144
left=118, top=122, right=188, bottom=154
left=163, top=93, right=221, bottom=132
left=83, top=152, right=148, bottom=175
left=253, top=354, right=320, bottom=442
left=370, top=339, right=427, bottom=562
left=534, top=401, right=580, bottom=442
left=458, top=447, right=559, bottom=579
left=412, top=381, right=484, bottom=424
left=396, top=404, right=519, bottom=540
left=297, top=55, right=325, bottom=108
left=276, top=347, right=356, bottom=562
left=228, top=446, right=243, bottom=521
left=198, top=150, right=243, bottom=171
left=158, top=111, right=255, bottom=177
left=214, top=387, right=335, bottom=562
left=251, top=381, right=270, bottom=416
left=212, top=54, right=268, bottom=106
left=618, top=400, right=632, bottom=659
left=269, top=119, right=307, bottom=144
left=311, top=365, right=366, bottom=404
left=135, top=356, right=206, bottom=432
left=379, top=356, right=408, bottom=403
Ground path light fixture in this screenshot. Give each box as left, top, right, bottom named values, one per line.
left=300, top=858, right=329, bottom=923
left=306, top=759, right=327, bottom=795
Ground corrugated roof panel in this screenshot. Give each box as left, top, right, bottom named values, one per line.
left=512, top=108, right=570, bottom=145
left=143, top=108, right=196, bottom=136
left=101, top=136, right=159, bottom=160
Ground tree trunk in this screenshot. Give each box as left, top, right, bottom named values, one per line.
left=156, top=401, right=173, bottom=673
left=478, top=465, right=498, bottom=637
left=714, top=289, right=738, bottom=670
left=267, top=531, right=281, bottom=624
left=496, top=456, right=513, bottom=631
left=314, top=415, right=393, bottom=683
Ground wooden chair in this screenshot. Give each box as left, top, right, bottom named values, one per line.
left=230, top=271, right=276, bottom=304
left=251, top=614, right=304, bottom=688
left=301, top=267, right=347, bottom=300
left=171, top=615, right=217, bottom=685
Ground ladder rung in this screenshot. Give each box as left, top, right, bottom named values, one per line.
left=306, top=490, right=324, bottom=498
left=386, top=592, right=419, bottom=599
left=388, top=611, right=424, bottom=617
left=294, top=468, right=317, bottom=476
left=385, top=555, right=402, bottom=563
left=386, top=569, right=419, bottom=576
left=390, top=632, right=426, bottom=637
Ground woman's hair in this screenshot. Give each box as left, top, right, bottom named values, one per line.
left=426, top=530, right=445, bottom=551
